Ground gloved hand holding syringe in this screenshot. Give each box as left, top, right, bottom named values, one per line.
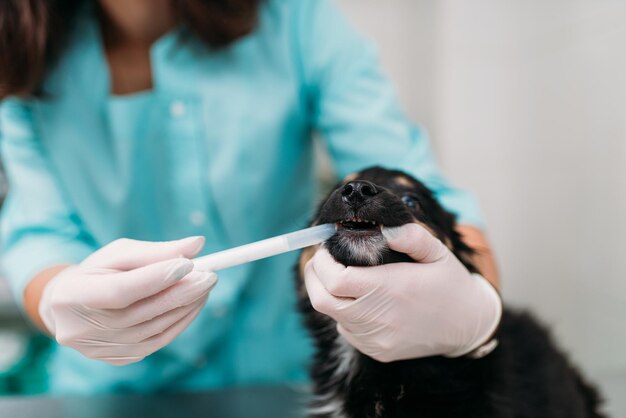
left=193, top=223, right=336, bottom=272
left=37, top=224, right=336, bottom=366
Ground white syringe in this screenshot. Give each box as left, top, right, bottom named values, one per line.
left=193, top=223, right=336, bottom=272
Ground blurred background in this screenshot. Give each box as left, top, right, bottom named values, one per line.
left=0, top=0, right=624, bottom=415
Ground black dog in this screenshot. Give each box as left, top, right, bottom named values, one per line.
left=296, top=166, right=605, bottom=418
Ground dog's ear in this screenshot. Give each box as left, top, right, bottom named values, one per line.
left=409, top=181, right=479, bottom=274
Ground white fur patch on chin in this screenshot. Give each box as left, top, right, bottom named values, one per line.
left=336, top=234, right=387, bottom=266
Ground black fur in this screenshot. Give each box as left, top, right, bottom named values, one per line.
left=296, top=166, right=605, bottom=418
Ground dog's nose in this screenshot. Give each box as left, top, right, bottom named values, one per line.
left=341, top=181, right=379, bottom=205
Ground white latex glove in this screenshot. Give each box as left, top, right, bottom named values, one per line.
left=39, top=236, right=217, bottom=366
left=304, top=223, right=502, bottom=362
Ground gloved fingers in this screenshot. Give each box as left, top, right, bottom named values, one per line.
left=87, top=272, right=216, bottom=338
left=54, top=295, right=202, bottom=348
left=89, top=300, right=206, bottom=366
left=61, top=301, right=198, bottom=347
left=336, top=315, right=388, bottom=338
left=312, top=249, right=382, bottom=298
left=87, top=342, right=148, bottom=366
left=130, top=298, right=207, bottom=364
left=336, top=323, right=391, bottom=362
left=56, top=293, right=206, bottom=356
left=104, top=292, right=209, bottom=344
left=304, top=260, right=353, bottom=317
left=382, top=223, right=449, bottom=263
left=337, top=321, right=425, bottom=363
left=80, top=258, right=196, bottom=309
left=82, top=236, right=205, bottom=270
left=93, top=355, right=144, bottom=366
left=94, top=271, right=217, bottom=329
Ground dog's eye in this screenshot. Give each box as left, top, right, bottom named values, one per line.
left=401, top=194, right=420, bottom=209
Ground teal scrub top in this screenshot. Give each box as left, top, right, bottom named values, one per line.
left=0, top=0, right=484, bottom=394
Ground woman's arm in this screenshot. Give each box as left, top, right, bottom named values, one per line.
left=23, top=265, right=70, bottom=333
left=296, top=0, right=491, bottom=249
left=457, top=225, right=500, bottom=291
left=0, top=100, right=95, bottom=317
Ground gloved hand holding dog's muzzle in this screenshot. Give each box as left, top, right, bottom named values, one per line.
left=38, top=236, right=217, bottom=366
left=304, top=223, right=502, bottom=362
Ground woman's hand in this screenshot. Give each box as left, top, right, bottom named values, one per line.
left=304, top=223, right=502, bottom=362
left=38, top=236, right=217, bottom=366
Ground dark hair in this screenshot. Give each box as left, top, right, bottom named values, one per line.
left=0, top=0, right=261, bottom=99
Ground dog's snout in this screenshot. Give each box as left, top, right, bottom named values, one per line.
left=341, top=181, right=379, bottom=205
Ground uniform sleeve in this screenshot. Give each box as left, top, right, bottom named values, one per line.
left=0, top=100, right=95, bottom=309
left=293, top=0, right=484, bottom=228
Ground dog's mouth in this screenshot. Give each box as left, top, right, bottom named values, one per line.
left=336, top=217, right=382, bottom=233
left=326, top=216, right=387, bottom=266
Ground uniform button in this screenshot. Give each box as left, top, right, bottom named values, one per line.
left=170, top=100, right=186, bottom=117
left=189, top=211, right=206, bottom=226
